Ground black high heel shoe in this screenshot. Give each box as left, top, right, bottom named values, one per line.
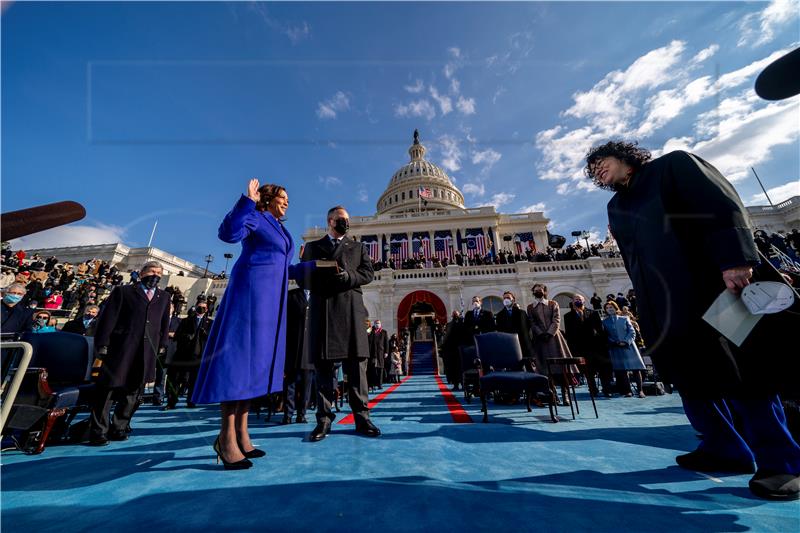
left=213, top=437, right=253, bottom=470
left=239, top=443, right=267, bottom=459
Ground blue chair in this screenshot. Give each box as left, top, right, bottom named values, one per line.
left=4, top=331, right=96, bottom=453
left=474, top=332, right=557, bottom=423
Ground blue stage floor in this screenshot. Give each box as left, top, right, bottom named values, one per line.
left=2, top=346, right=798, bottom=532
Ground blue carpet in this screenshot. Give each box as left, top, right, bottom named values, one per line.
left=2, top=345, right=798, bottom=531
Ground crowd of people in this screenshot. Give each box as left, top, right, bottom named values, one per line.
left=368, top=242, right=618, bottom=271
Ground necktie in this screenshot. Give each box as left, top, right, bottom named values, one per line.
left=146, top=289, right=154, bottom=301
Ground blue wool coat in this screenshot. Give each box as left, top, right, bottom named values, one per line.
left=192, top=195, right=294, bottom=404
left=602, top=315, right=646, bottom=371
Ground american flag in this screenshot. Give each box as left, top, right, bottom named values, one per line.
left=361, top=237, right=380, bottom=262
left=515, top=232, right=536, bottom=254
left=418, top=186, right=432, bottom=199
left=421, top=236, right=431, bottom=258
left=434, top=234, right=452, bottom=260
left=390, top=235, right=408, bottom=261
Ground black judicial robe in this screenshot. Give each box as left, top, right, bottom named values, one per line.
left=606, top=150, right=789, bottom=397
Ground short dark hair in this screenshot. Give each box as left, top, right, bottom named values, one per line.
left=327, top=206, right=346, bottom=222
left=532, top=283, right=548, bottom=295
left=584, top=140, right=652, bottom=191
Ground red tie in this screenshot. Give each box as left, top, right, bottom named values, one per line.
left=146, top=289, right=154, bottom=301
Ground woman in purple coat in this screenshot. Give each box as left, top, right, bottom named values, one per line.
left=193, top=178, right=293, bottom=470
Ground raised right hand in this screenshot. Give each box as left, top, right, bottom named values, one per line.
left=247, top=178, right=261, bottom=203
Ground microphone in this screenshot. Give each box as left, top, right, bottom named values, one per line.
left=1, top=201, right=86, bottom=241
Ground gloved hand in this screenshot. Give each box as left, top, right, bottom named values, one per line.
left=96, top=346, right=108, bottom=359
left=335, top=270, right=350, bottom=284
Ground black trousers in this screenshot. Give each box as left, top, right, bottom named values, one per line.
left=284, top=368, right=313, bottom=418
left=166, top=365, right=199, bottom=407
left=315, top=357, right=370, bottom=425
left=90, top=383, right=142, bottom=438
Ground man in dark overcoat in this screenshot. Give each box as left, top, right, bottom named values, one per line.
left=585, top=141, right=800, bottom=500
left=461, top=295, right=495, bottom=346
left=440, top=311, right=464, bottom=390
left=165, top=303, right=213, bottom=409
left=282, top=287, right=314, bottom=424
left=300, top=206, right=380, bottom=441
left=563, top=294, right=611, bottom=396
left=494, top=291, right=536, bottom=369
left=89, top=261, right=170, bottom=445
left=368, top=320, right=389, bottom=388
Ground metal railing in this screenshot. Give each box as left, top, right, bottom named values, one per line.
left=0, top=341, right=34, bottom=431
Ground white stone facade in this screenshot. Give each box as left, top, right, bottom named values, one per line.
left=747, top=195, right=800, bottom=233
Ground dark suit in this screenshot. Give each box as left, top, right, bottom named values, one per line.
left=166, top=313, right=213, bottom=407
left=61, top=316, right=97, bottom=337
left=299, top=235, right=374, bottom=425
left=284, top=288, right=313, bottom=419
left=495, top=306, right=535, bottom=366
left=1, top=302, right=33, bottom=335
left=90, top=284, right=170, bottom=439
left=368, top=327, right=389, bottom=387
left=563, top=308, right=612, bottom=395
left=461, top=307, right=495, bottom=346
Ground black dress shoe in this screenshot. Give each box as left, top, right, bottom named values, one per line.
left=186, top=402, right=197, bottom=408
left=88, top=436, right=109, bottom=447
left=354, top=419, right=381, bottom=438
left=296, top=414, right=307, bottom=424
left=309, top=421, right=331, bottom=442
left=108, top=431, right=129, bottom=442
left=748, top=470, right=800, bottom=500
left=675, top=449, right=755, bottom=474
left=161, top=404, right=175, bottom=411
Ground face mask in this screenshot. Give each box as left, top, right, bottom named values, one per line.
left=3, top=294, right=23, bottom=305
left=574, top=301, right=584, bottom=308
left=333, top=217, right=349, bottom=235
left=196, top=309, right=207, bottom=316
left=503, top=298, right=513, bottom=308
left=44, top=289, right=52, bottom=296
left=83, top=314, right=95, bottom=321
left=472, top=303, right=480, bottom=310
left=533, top=291, right=544, bottom=299
left=141, top=275, right=161, bottom=289
left=36, top=318, right=48, bottom=326
left=374, top=323, right=381, bottom=329
left=606, top=309, right=617, bottom=316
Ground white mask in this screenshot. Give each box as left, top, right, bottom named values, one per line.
left=473, top=302, right=480, bottom=310
left=503, top=298, right=513, bottom=308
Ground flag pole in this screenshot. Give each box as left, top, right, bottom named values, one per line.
left=751, top=167, right=774, bottom=207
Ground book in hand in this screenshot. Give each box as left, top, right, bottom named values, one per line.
left=315, top=260, right=340, bottom=273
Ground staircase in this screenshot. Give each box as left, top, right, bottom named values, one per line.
left=410, top=341, right=435, bottom=376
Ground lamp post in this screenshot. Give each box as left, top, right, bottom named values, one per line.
left=581, top=231, right=591, bottom=250
left=223, top=253, right=233, bottom=274
left=203, top=254, right=214, bottom=278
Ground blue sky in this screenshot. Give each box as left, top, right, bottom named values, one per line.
left=3, top=1, right=799, bottom=270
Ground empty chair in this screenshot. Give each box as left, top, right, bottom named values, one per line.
left=458, top=345, right=480, bottom=402
left=474, top=332, right=557, bottom=423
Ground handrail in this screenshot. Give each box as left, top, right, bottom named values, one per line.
left=0, top=341, right=34, bottom=431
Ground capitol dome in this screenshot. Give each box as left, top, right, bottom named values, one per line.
left=376, top=130, right=465, bottom=215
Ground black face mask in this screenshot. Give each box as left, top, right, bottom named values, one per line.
left=574, top=301, right=584, bottom=308
left=533, top=291, right=544, bottom=298
left=141, top=275, right=161, bottom=289
left=333, top=217, right=349, bottom=236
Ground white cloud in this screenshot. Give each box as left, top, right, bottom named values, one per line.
left=738, top=0, right=799, bottom=48
left=318, top=176, right=343, bottom=188
left=284, top=21, right=311, bottom=44
left=690, top=44, right=719, bottom=64
left=316, top=91, right=350, bottom=119
left=11, top=223, right=125, bottom=250
left=535, top=42, right=799, bottom=195
left=449, top=78, right=460, bottom=94
left=429, top=86, right=453, bottom=115
left=520, top=202, right=547, bottom=214
left=404, top=79, right=424, bottom=94
left=448, top=47, right=461, bottom=59
left=357, top=187, right=369, bottom=203
left=471, top=148, right=502, bottom=168
left=463, top=183, right=486, bottom=196
left=248, top=3, right=311, bottom=45
left=394, top=99, right=436, bottom=121
left=748, top=179, right=800, bottom=205
left=486, top=192, right=516, bottom=208
left=456, top=96, right=477, bottom=115
left=438, top=135, right=463, bottom=172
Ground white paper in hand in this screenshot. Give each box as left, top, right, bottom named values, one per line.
left=702, top=290, right=763, bottom=347
left=740, top=282, right=795, bottom=315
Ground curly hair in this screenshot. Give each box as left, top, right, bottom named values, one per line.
left=256, top=184, right=287, bottom=219
left=584, top=140, right=652, bottom=191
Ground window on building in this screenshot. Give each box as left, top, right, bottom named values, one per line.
left=402, top=192, right=405, bottom=200
left=395, top=194, right=398, bottom=202
left=410, top=190, right=414, bottom=198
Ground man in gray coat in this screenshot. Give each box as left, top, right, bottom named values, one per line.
left=300, top=206, right=380, bottom=441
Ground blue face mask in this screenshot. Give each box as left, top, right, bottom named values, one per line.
left=3, top=294, right=23, bottom=305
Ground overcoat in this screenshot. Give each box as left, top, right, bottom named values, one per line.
left=563, top=309, right=607, bottom=364
left=602, top=315, right=646, bottom=371
left=369, top=327, right=389, bottom=369
left=285, top=288, right=314, bottom=372
left=607, top=150, right=773, bottom=397
left=527, top=300, right=573, bottom=374
left=494, top=306, right=535, bottom=362
left=192, top=195, right=294, bottom=403
left=461, top=308, right=495, bottom=345
left=94, top=284, right=170, bottom=388
left=299, top=235, right=374, bottom=361
left=172, top=314, right=213, bottom=366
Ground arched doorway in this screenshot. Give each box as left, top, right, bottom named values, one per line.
left=397, top=290, right=447, bottom=341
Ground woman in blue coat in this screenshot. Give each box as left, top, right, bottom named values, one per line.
left=193, top=178, right=294, bottom=469
left=602, top=300, right=647, bottom=398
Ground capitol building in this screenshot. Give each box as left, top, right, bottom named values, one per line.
left=294, top=131, right=634, bottom=333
